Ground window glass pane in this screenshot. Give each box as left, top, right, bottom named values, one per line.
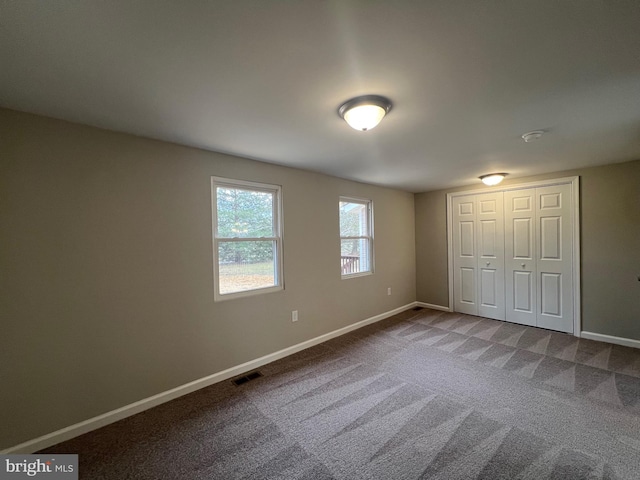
left=218, top=241, right=275, bottom=294
left=217, top=187, right=274, bottom=238
left=339, top=201, right=369, bottom=236
left=340, top=238, right=370, bottom=275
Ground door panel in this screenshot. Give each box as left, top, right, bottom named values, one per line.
left=459, top=201, right=474, bottom=215
left=540, top=192, right=561, bottom=209
left=476, top=192, right=505, bottom=320
left=513, top=218, right=533, bottom=259
left=512, top=195, right=532, bottom=212
left=480, top=220, right=497, bottom=257
left=479, top=198, right=497, bottom=214
left=460, top=222, right=475, bottom=256
left=453, top=195, right=478, bottom=315
left=505, top=189, right=537, bottom=326
left=536, top=184, right=573, bottom=333
left=513, top=271, right=534, bottom=313
left=541, top=273, right=562, bottom=316
left=480, top=269, right=497, bottom=307
left=540, top=216, right=561, bottom=260
left=460, top=267, right=476, bottom=304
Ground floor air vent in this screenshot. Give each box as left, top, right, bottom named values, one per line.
left=232, top=371, right=263, bottom=386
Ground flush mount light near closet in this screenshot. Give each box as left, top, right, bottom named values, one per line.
left=521, top=130, right=544, bottom=142
left=338, top=95, right=392, bottom=131
left=480, top=173, right=507, bottom=186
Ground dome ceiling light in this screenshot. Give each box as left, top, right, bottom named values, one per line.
left=480, top=173, right=508, bottom=186
left=521, top=130, right=544, bottom=142
left=338, top=95, right=392, bottom=131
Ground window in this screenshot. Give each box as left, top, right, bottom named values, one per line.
left=212, top=177, right=283, bottom=300
left=339, top=197, right=373, bottom=277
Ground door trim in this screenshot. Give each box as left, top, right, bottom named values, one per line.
left=446, top=176, right=581, bottom=336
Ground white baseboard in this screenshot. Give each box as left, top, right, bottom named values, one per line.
left=580, top=331, right=640, bottom=350
left=2, top=302, right=417, bottom=454
left=416, top=302, right=451, bottom=312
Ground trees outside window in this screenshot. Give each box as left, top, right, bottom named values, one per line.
left=212, top=177, right=283, bottom=300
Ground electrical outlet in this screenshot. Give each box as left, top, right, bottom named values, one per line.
left=387, top=287, right=392, bottom=296
left=292, top=310, right=298, bottom=322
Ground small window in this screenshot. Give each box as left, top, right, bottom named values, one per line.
left=212, top=177, right=283, bottom=300
left=339, top=197, right=373, bottom=277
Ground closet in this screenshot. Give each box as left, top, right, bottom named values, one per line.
left=448, top=178, right=579, bottom=334
left=452, top=192, right=506, bottom=321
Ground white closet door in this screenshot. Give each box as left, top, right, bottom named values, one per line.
left=536, top=184, right=573, bottom=333
left=476, top=192, right=505, bottom=320
left=450, top=180, right=577, bottom=334
left=504, top=188, right=537, bottom=326
left=452, top=195, right=478, bottom=315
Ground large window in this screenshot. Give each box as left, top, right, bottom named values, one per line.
left=339, top=197, right=373, bottom=277
left=212, top=177, right=283, bottom=300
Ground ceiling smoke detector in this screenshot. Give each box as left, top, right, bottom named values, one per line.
left=521, top=130, right=544, bottom=142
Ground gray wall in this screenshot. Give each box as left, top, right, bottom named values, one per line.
left=415, top=160, right=640, bottom=340
left=0, top=109, right=416, bottom=450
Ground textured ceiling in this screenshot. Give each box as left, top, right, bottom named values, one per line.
left=1, top=1, right=640, bottom=192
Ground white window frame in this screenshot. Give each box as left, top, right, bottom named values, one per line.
left=339, top=196, right=374, bottom=278
left=211, top=177, right=284, bottom=301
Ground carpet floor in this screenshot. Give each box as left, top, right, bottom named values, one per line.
left=41, top=308, right=640, bottom=479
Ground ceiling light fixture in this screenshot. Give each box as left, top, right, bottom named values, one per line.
left=480, top=173, right=507, bottom=186
left=521, top=130, right=544, bottom=142
left=338, top=95, right=392, bottom=131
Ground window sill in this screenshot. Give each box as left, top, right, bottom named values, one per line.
left=341, top=271, right=373, bottom=280
left=214, top=285, right=283, bottom=302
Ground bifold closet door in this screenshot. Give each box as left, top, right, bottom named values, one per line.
left=504, top=188, right=537, bottom=326
left=536, top=184, right=573, bottom=333
left=504, top=185, right=574, bottom=333
left=476, top=192, right=505, bottom=320
left=452, top=192, right=505, bottom=320
left=452, top=195, right=478, bottom=316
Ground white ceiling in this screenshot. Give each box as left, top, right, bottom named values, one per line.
left=1, top=1, right=640, bottom=192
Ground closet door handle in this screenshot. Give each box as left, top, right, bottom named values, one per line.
left=486, top=262, right=491, bottom=266
left=521, top=263, right=526, bottom=268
